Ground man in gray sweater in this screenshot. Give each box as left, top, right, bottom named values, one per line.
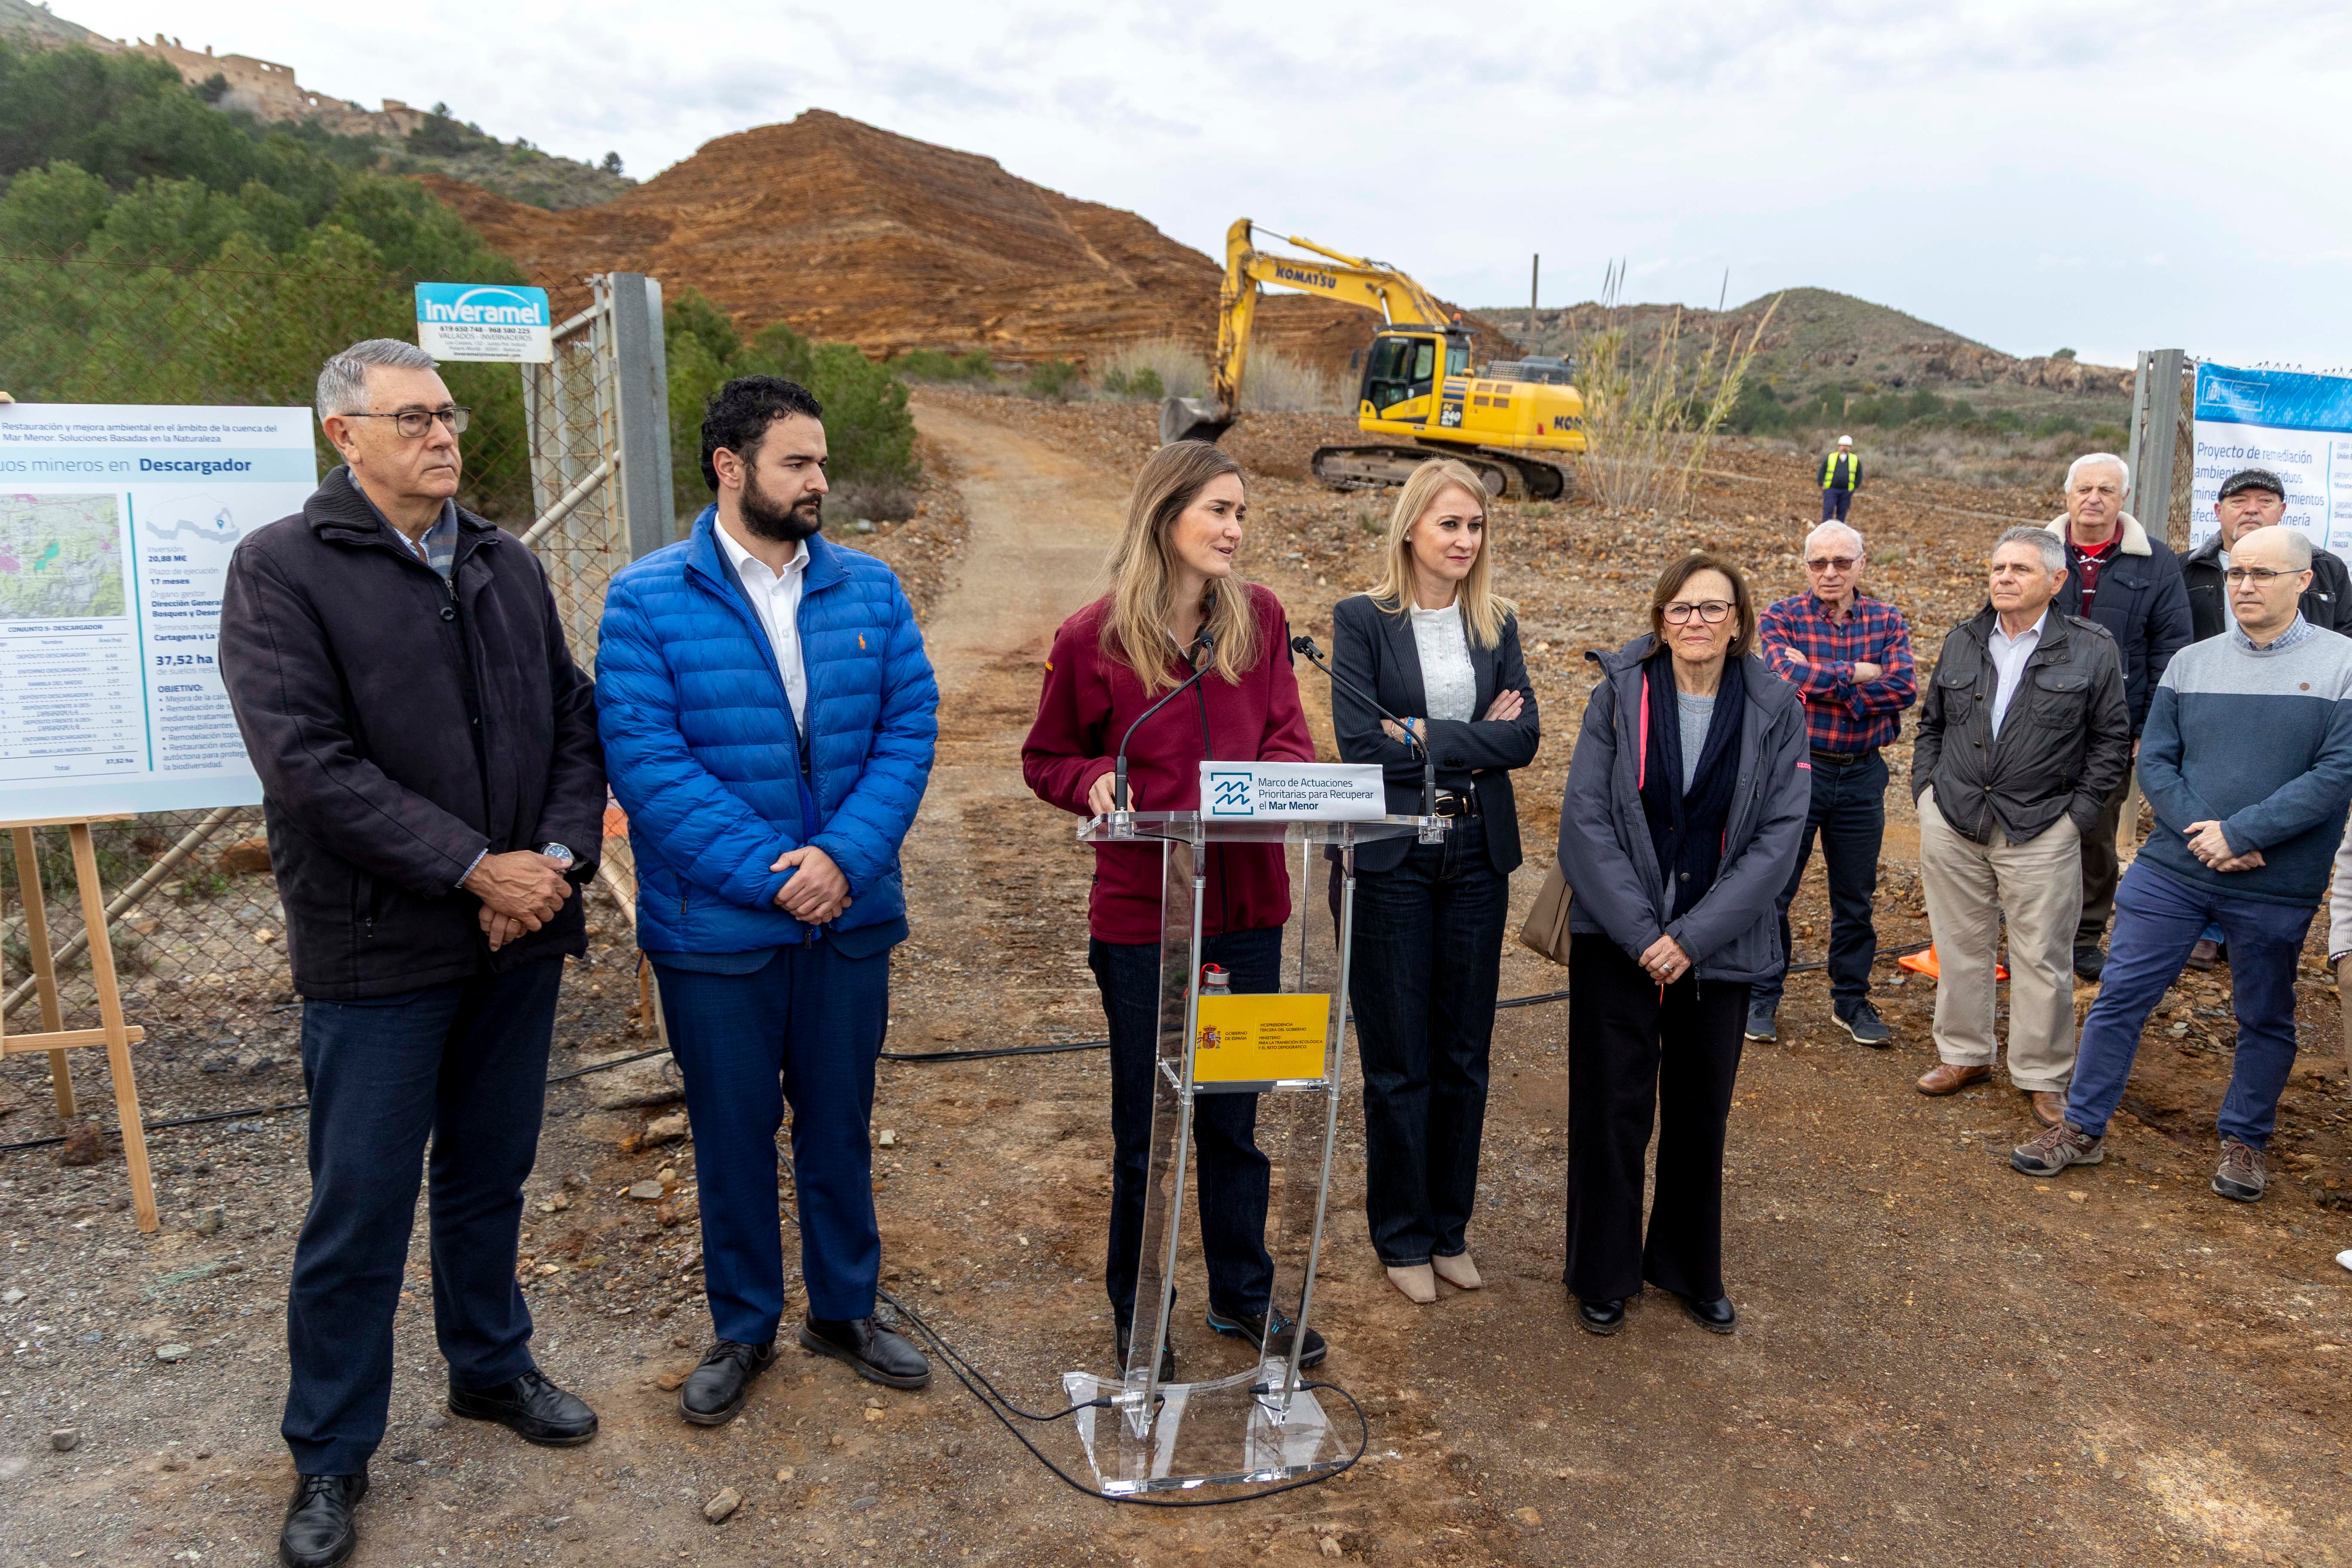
left=2014, top=526, right=2352, bottom=1202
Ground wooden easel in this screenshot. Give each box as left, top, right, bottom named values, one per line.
left=3, top=814, right=156, bottom=1232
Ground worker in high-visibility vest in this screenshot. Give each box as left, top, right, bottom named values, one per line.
left=1820, top=435, right=1862, bottom=522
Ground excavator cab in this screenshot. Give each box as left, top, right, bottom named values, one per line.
left=1357, top=331, right=1471, bottom=423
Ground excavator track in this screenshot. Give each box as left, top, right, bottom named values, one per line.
left=1310, top=444, right=1570, bottom=502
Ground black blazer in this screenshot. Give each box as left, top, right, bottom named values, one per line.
left=1328, top=593, right=1540, bottom=874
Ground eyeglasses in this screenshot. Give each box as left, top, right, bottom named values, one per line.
left=1805, top=555, right=1859, bottom=573
left=2224, top=567, right=2299, bottom=585
left=342, top=407, right=470, bottom=438
left=1663, top=600, right=1735, bottom=625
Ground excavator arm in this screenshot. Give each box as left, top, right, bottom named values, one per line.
left=1164, top=218, right=1458, bottom=444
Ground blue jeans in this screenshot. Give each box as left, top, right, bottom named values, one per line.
left=1348, top=815, right=1507, bottom=1267
left=653, top=942, right=891, bottom=1340
left=2065, top=861, right=2315, bottom=1147
left=1821, top=488, right=1854, bottom=522
left=1091, top=927, right=1281, bottom=1323
left=283, top=958, right=562, bottom=1476
left=1752, top=750, right=1886, bottom=1014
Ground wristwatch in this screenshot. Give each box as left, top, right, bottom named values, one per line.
left=540, top=842, right=575, bottom=868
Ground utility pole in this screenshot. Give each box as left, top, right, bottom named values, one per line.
left=1527, top=254, right=1540, bottom=352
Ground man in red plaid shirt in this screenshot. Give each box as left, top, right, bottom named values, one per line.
left=1747, top=521, right=1917, bottom=1047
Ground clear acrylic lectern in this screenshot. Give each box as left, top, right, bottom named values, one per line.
left=1061, top=808, right=1441, bottom=1493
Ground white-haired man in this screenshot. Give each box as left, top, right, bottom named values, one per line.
left=1913, top=528, right=2130, bottom=1122
left=2017, top=524, right=2352, bottom=1201
left=2039, top=453, right=2192, bottom=980
left=1750, top=520, right=1916, bottom=1045
left=220, top=340, right=608, bottom=1568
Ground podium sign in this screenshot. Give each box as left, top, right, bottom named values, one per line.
left=1193, top=991, right=1329, bottom=1087
left=1200, top=761, right=1383, bottom=821
left=1062, top=808, right=1440, bottom=1494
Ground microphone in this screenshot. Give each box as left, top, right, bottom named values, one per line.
left=1112, top=628, right=1216, bottom=813
left=1289, top=634, right=1437, bottom=820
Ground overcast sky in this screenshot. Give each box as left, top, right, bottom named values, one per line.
left=60, top=0, right=2352, bottom=371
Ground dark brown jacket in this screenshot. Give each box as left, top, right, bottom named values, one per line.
left=217, top=469, right=605, bottom=999
left=1911, top=606, right=2131, bottom=846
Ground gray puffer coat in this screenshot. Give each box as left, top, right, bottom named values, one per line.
left=1557, top=639, right=1813, bottom=983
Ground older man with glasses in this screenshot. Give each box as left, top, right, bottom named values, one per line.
left=2016, top=524, right=2352, bottom=1202
left=220, top=339, right=607, bottom=1568
left=1749, top=521, right=1917, bottom=1046
left=1913, top=529, right=2130, bottom=1124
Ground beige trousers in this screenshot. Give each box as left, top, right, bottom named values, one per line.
left=1917, top=785, right=2084, bottom=1091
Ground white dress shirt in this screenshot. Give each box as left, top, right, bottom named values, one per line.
left=1409, top=602, right=1477, bottom=722
left=1986, top=607, right=2048, bottom=737
left=715, top=522, right=811, bottom=729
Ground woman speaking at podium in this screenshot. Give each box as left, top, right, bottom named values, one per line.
left=1022, top=440, right=1323, bottom=1378
left=1555, top=552, right=1808, bottom=1338
left=1328, top=459, right=1539, bottom=1307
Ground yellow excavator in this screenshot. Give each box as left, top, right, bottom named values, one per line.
left=1161, top=219, right=1586, bottom=499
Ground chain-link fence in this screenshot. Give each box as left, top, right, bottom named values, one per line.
left=1, top=245, right=654, bottom=1061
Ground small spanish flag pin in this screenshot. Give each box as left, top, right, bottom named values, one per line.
left=1045, top=659, right=1054, bottom=671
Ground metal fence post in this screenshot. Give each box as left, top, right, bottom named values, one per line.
left=2128, top=348, right=2186, bottom=544
left=609, top=272, right=676, bottom=559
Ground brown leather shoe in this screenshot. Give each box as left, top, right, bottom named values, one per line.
left=2030, top=1090, right=2067, bottom=1127
left=2186, top=938, right=2220, bottom=972
left=1916, top=1062, right=1991, bottom=1095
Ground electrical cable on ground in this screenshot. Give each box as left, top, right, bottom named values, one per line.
left=0, top=940, right=1939, bottom=1153
left=875, top=1285, right=1368, bottom=1507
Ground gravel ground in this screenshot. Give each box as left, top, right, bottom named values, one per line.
left=5, top=396, right=2351, bottom=1567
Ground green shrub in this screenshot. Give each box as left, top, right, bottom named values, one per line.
left=662, top=288, right=919, bottom=515
left=1026, top=358, right=1081, bottom=401
left=888, top=347, right=994, bottom=382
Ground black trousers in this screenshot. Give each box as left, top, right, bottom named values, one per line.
left=1091, top=927, right=1281, bottom=1324
left=2076, top=771, right=2131, bottom=945
left=1752, top=750, right=1886, bottom=1014
left=1564, top=937, right=1746, bottom=1304
left=282, top=957, right=561, bottom=1476
left=1347, top=815, right=1507, bottom=1267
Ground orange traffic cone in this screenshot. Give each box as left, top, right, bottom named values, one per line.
left=1896, top=946, right=2006, bottom=981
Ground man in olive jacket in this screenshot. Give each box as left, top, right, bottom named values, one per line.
left=218, top=340, right=606, bottom=1568
left=1911, top=527, right=2131, bottom=1125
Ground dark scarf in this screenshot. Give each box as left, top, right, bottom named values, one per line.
left=1638, top=646, right=1746, bottom=919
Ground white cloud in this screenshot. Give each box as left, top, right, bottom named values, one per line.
left=49, top=0, right=2352, bottom=364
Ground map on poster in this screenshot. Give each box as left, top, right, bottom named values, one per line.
left=2190, top=363, right=2352, bottom=552
left=0, top=403, right=317, bottom=814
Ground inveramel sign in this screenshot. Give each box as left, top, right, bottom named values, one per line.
left=415, top=282, right=554, bottom=363
left=2190, top=362, right=2352, bottom=552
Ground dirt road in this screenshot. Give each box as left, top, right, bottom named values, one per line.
left=6, top=395, right=2352, bottom=1568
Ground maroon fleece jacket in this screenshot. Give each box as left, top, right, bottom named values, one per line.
left=1023, top=586, right=1314, bottom=944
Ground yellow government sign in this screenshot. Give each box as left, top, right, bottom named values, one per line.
left=1191, top=992, right=1330, bottom=1085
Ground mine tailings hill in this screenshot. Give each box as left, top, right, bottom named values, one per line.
left=419, top=108, right=1497, bottom=375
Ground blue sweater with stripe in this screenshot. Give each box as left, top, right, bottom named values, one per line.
left=2136, top=618, right=2352, bottom=906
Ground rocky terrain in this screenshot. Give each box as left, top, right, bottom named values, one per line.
left=418, top=110, right=1494, bottom=376
left=6, top=396, right=2351, bottom=1567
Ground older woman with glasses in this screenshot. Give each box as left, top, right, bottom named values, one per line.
left=1556, top=553, right=1810, bottom=1336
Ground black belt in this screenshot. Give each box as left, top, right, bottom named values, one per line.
left=1433, top=790, right=1479, bottom=818
left=1809, top=747, right=1879, bottom=766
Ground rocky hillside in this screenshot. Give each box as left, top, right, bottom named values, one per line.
left=0, top=2, right=628, bottom=211
left=420, top=110, right=1497, bottom=373
left=1491, top=286, right=2132, bottom=417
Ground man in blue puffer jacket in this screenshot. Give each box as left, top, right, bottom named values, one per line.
left=597, top=377, right=939, bottom=1419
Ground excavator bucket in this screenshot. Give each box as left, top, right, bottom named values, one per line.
left=1160, top=396, right=1234, bottom=447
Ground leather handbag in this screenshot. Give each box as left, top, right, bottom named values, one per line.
left=1516, top=861, right=1574, bottom=965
